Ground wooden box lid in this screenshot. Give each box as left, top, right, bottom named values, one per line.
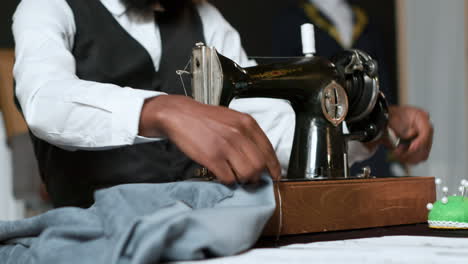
left=263, top=177, right=436, bottom=236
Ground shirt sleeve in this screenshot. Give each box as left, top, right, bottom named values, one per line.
left=12, top=0, right=165, bottom=151
left=197, top=2, right=257, bottom=68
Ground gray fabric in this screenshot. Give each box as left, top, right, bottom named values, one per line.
left=0, top=175, right=275, bottom=264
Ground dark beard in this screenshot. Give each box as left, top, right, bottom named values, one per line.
left=120, top=0, right=191, bottom=14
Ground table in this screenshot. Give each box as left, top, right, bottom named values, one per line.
left=256, top=223, right=468, bottom=248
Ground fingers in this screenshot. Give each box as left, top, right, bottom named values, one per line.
left=201, top=113, right=280, bottom=185
left=209, top=160, right=238, bottom=186
left=237, top=113, right=282, bottom=180
left=221, top=114, right=280, bottom=184
left=408, top=111, right=433, bottom=152
left=390, top=108, right=434, bottom=164
left=160, top=97, right=281, bottom=185
left=389, top=118, right=418, bottom=140
left=225, top=143, right=264, bottom=184
left=398, top=127, right=433, bottom=164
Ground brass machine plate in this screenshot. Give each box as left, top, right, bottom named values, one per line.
left=262, top=177, right=436, bottom=236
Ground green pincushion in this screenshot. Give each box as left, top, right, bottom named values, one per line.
left=428, top=196, right=468, bottom=229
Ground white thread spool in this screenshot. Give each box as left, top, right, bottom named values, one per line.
left=301, top=23, right=316, bottom=57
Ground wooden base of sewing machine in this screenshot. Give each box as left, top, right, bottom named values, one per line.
left=262, top=177, right=435, bottom=236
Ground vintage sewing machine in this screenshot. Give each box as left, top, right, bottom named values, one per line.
left=188, top=24, right=435, bottom=235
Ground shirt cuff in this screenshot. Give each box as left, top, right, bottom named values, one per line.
left=134, top=135, right=166, bottom=144
left=348, top=141, right=378, bottom=165
left=111, top=89, right=166, bottom=146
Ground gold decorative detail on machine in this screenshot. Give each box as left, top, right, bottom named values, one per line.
left=250, top=67, right=303, bottom=79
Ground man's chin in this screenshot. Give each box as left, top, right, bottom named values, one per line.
left=120, top=0, right=191, bottom=13
left=120, top=0, right=155, bottom=12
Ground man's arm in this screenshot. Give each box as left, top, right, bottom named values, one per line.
left=13, top=0, right=164, bottom=150
left=387, top=105, right=433, bottom=164
left=13, top=0, right=281, bottom=183
left=140, top=95, right=281, bottom=184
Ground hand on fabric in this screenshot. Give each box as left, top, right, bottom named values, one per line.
left=385, top=105, right=434, bottom=164
left=139, top=95, right=281, bottom=184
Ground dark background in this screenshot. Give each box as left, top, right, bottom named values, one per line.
left=0, top=0, right=397, bottom=92
left=1, top=0, right=396, bottom=51
left=209, top=0, right=397, bottom=99
left=209, top=0, right=396, bottom=56
left=0, top=0, right=19, bottom=48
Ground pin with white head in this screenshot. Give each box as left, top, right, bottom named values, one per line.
left=463, top=180, right=468, bottom=197
left=441, top=196, right=449, bottom=204
left=434, top=178, right=442, bottom=199
left=442, top=186, right=448, bottom=196
left=459, top=186, right=465, bottom=196
left=426, top=203, right=433, bottom=211
left=441, top=186, right=449, bottom=204
left=301, top=23, right=316, bottom=57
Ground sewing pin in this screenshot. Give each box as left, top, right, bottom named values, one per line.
left=426, top=203, right=433, bottom=210
left=441, top=196, right=448, bottom=204
left=462, top=181, right=468, bottom=197
left=442, top=186, right=448, bottom=197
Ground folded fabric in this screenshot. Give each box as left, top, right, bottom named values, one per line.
left=0, top=176, right=275, bottom=264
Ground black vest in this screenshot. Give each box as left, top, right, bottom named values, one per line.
left=30, top=0, right=205, bottom=208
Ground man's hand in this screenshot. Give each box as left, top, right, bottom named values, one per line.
left=139, top=95, right=281, bottom=185
left=386, top=105, right=434, bottom=164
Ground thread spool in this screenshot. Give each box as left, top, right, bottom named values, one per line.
left=301, top=23, right=316, bottom=57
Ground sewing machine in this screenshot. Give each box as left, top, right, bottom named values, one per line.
left=188, top=24, right=435, bottom=235
left=190, top=24, right=389, bottom=181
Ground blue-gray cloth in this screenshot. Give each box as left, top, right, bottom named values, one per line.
left=0, top=176, right=275, bottom=264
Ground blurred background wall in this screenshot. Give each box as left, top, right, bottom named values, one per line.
left=0, top=0, right=27, bottom=220
left=0, top=114, right=22, bottom=220
left=397, top=0, right=467, bottom=195
left=209, top=0, right=398, bottom=100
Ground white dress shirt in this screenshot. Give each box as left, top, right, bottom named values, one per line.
left=12, top=0, right=370, bottom=173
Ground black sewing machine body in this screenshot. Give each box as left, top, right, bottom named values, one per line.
left=190, top=43, right=389, bottom=181
left=217, top=55, right=349, bottom=180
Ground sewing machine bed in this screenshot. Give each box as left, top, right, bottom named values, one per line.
left=262, top=176, right=435, bottom=236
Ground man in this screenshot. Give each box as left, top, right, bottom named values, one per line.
left=13, top=0, right=432, bottom=208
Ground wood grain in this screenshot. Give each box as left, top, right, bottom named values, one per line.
left=263, top=177, right=436, bottom=236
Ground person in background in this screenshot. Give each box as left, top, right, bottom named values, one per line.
left=273, top=0, right=409, bottom=176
